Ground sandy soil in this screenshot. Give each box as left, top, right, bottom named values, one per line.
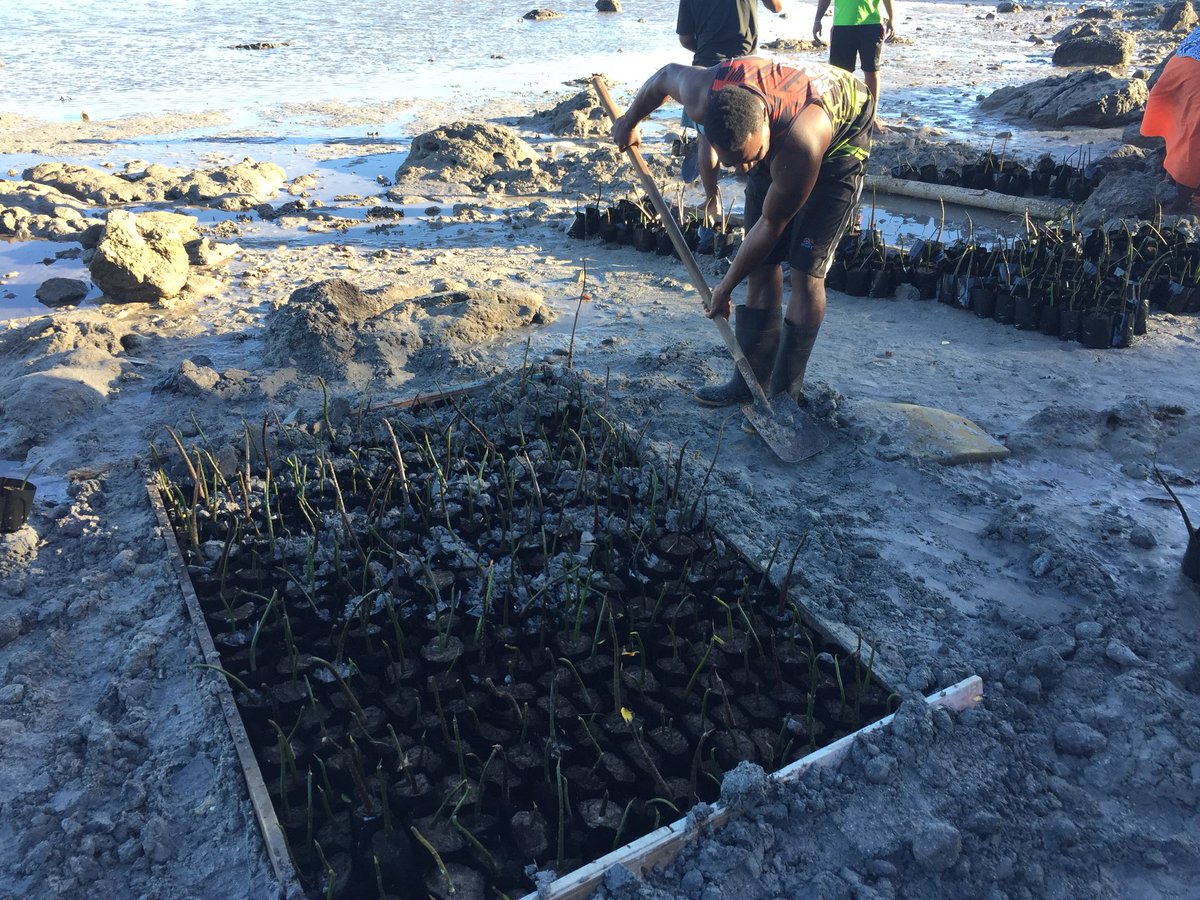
left=1, top=7, right=1199, bottom=900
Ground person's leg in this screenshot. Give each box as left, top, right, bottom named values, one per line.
left=1169, top=180, right=1198, bottom=213
left=769, top=97, right=873, bottom=401
left=769, top=273, right=825, bottom=401
left=828, top=26, right=855, bottom=72
left=695, top=171, right=786, bottom=406
left=860, top=24, right=886, bottom=131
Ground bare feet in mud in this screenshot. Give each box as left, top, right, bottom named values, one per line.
left=872, top=117, right=888, bottom=135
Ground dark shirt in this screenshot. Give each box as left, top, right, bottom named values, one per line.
left=677, top=0, right=759, bottom=67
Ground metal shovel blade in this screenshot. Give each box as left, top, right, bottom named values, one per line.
left=742, top=392, right=829, bottom=463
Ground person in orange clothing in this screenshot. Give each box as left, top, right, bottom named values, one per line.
left=1141, top=26, right=1200, bottom=212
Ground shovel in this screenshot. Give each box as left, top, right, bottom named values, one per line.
left=592, top=75, right=828, bottom=463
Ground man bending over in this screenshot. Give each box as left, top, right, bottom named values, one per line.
left=612, top=58, right=874, bottom=406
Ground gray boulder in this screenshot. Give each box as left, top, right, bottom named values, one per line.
left=596, top=0, right=621, bottom=9
left=35, top=278, right=89, bottom=308
left=1078, top=172, right=1169, bottom=226
left=980, top=69, right=1148, bottom=127
left=1077, top=6, right=1122, bottom=18
left=88, top=210, right=190, bottom=303
left=1052, top=29, right=1134, bottom=67
left=1161, top=0, right=1197, bottom=30
left=523, top=8, right=562, bottom=19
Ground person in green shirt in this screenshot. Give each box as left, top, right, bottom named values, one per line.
left=813, top=0, right=895, bottom=131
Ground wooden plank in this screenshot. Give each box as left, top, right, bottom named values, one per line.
left=144, top=471, right=303, bottom=894
left=365, top=378, right=494, bottom=413
left=863, top=174, right=1071, bottom=220
left=522, top=675, right=983, bottom=900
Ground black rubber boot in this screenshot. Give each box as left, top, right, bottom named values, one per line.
left=769, top=322, right=821, bottom=402
left=695, top=306, right=782, bottom=406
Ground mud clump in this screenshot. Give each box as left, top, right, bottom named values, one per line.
left=396, top=121, right=541, bottom=188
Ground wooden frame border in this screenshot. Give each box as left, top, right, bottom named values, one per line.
left=520, top=675, right=984, bottom=900
left=147, top=378, right=968, bottom=898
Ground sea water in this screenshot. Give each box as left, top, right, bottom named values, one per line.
left=0, top=0, right=1122, bottom=319
left=0, top=0, right=1099, bottom=136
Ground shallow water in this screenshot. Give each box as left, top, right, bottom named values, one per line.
left=0, top=0, right=1127, bottom=321
left=1, top=0, right=1104, bottom=140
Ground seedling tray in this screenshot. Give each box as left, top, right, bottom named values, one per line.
left=151, top=369, right=916, bottom=900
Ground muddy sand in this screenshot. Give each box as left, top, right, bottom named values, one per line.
left=1, top=6, right=1199, bottom=900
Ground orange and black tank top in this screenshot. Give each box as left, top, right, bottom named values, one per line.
left=709, top=57, right=869, bottom=161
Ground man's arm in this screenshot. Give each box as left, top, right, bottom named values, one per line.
left=677, top=0, right=697, bottom=55
left=707, top=106, right=832, bottom=319
left=611, top=64, right=713, bottom=152
left=812, top=0, right=833, bottom=40
left=762, top=0, right=785, bottom=13
left=882, top=0, right=896, bottom=41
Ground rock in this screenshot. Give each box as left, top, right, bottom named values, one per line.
left=1105, top=639, right=1143, bottom=668
left=185, top=237, right=238, bottom=267
left=0, top=613, right=22, bottom=646
left=719, top=761, right=769, bottom=810
left=0, top=683, right=25, bottom=704
left=996, top=1, right=1021, bottom=11
left=864, top=754, right=897, bottom=784
left=1016, top=645, right=1066, bottom=682
left=1075, top=621, right=1103, bottom=640
left=22, top=162, right=168, bottom=205
left=519, top=87, right=609, bottom=138
left=1042, top=814, right=1081, bottom=850
left=1129, top=525, right=1157, bottom=549
left=1161, top=0, right=1198, bottom=30
left=964, top=810, right=1004, bottom=835
left=761, top=37, right=823, bottom=51
left=154, top=360, right=221, bottom=396
left=231, top=41, right=290, bottom=50
left=88, top=210, right=189, bottom=303
left=911, top=821, right=962, bottom=872
left=603, top=864, right=640, bottom=892
left=134, top=211, right=200, bottom=244
left=1052, top=22, right=1100, bottom=42
left=395, top=121, right=541, bottom=188
left=523, top=8, right=562, bottom=19
left=1052, top=30, right=1134, bottom=68
left=980, top=69, right=1148, bottom=128
left=1043, top=626, right=1077, bottom=659
left=1054, top=722, right=1107, bottom=756
left=1077, top=6, right=1121, bottom=18
left=35, top=277, right=89, bottom=308
left=596, top=0, right=621, bottom=10
left=166, top=158, right=286, bottom=210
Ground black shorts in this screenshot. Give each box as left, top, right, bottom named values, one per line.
left=743, top=92, right=875, bottom=279
left=829, top=23, right=884, bottom=73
